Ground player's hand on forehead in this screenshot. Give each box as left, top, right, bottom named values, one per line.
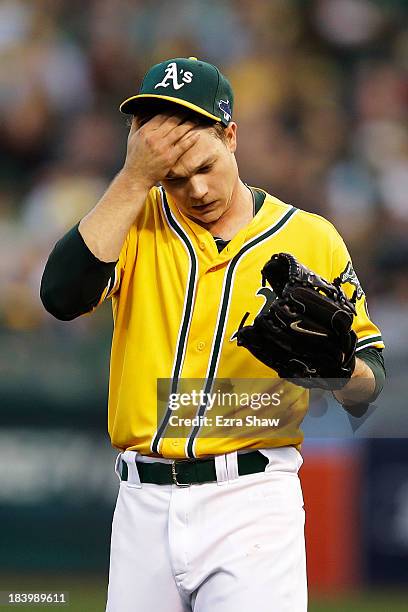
left=138, top=113, right=201, bottom=158
left=124, top=111, right=200, bottom=188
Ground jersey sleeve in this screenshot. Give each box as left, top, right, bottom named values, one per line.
left=331, top=233, right=385, bottom=353
left=95, top=186, right=158, bottom=307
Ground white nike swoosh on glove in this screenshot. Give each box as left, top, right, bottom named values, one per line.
left=290, top=320, right=328, bottom=337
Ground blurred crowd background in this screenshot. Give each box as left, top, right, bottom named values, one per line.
left=1, top=0, right=408, bottom=350
left=1, top=0, right=408, bottom=604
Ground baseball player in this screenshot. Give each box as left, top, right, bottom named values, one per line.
left=40, top=57, right=385, bottom=611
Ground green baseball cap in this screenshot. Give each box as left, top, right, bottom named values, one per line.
left=119, top=57, right=233, bottom=126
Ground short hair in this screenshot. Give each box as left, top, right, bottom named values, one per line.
left=125, top=99, right=228, bottom=143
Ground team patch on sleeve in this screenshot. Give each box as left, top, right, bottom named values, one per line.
left=339, top=261, right=364, bottom=300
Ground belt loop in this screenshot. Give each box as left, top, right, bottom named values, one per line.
left=122, top=450, right=142, bottom=488
left=114, top=452, right=123, bottom=481
left=226, top=451, right=239, bottom=481
left=215, top=454, right=228, bottom=485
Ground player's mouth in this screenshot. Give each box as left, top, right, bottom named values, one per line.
left=191, top=200, right=216, bottom=211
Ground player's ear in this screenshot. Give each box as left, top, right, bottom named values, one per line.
left=225, top=122, right=237, bottom=153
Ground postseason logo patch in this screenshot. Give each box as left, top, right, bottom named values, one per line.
left=340, top=262, right=364, bottom=300
left=218, top=99, right=231, bottom=121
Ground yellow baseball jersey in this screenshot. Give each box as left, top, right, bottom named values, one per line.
left=99, top=186, right=384, bottom=458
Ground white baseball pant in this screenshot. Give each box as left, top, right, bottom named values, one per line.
left=106, top=447, right=307, bottom=611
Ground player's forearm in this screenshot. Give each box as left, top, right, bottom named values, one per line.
left=333, top=357, right=376, bottom=406
left=78, top=170, right=151, bottom=262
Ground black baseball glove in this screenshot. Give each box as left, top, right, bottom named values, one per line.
left=236, top=253, right=358, bottom=390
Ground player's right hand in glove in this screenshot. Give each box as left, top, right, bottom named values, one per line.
left=236, top=253, right=358, bottom=390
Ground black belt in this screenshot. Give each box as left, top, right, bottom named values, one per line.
left=121, top=451, right=268, bottom=487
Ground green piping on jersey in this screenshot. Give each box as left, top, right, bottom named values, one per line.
left=151, top=189, right=199, bottom=455
left=356, top=335, right=383, bottom=350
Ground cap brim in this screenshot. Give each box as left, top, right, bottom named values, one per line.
left=119, top=93, right=221, bottom=122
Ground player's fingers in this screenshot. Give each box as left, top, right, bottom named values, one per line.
left=147, top=112, right=187, bottom=129
left=136, top=113, right=188, bottom=141
left=164, top=121, right=198, bottom=145
left=133, top=113, right=171, bottom=132
left=135, top=116, right=195, bottom=150
left=157, top=113, right=192, bottom=137
left=172, top=131, right=200, bottom=160
left=129, top=114, right=166, bottom=137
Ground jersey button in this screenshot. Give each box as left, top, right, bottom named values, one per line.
left=197, top=341, right=206, bottom=351
left=199, top=242, right=205, bottom=250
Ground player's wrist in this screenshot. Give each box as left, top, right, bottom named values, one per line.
left=350, top=357, right=369, bottom=379
left=117, top=167, right=156, bottom=193
left=333, top=358, right=376, bottom=406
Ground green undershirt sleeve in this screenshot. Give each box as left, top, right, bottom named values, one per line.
left=340, top=347, right=386, bottom=417
left=40, top=223, right=117, bottom=321
left=357, top=347, right=386, bottom=401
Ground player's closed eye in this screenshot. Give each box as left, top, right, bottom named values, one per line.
left=166, top=165, right=213, bottom=183
left=165, top=176, right=185, bottom=184
left=198, top=165, right=212, bottom=173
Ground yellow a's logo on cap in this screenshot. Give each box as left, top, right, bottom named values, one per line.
left=154, top=62, right=193, bottom=91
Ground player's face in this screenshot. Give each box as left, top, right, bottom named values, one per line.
left=161, top=123, right=239, bottom=225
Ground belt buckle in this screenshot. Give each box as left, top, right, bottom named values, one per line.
left=171, top=460, right=190, bottom=487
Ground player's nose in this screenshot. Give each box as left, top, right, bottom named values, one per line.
left=189, top=175, right=208, bottom=201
